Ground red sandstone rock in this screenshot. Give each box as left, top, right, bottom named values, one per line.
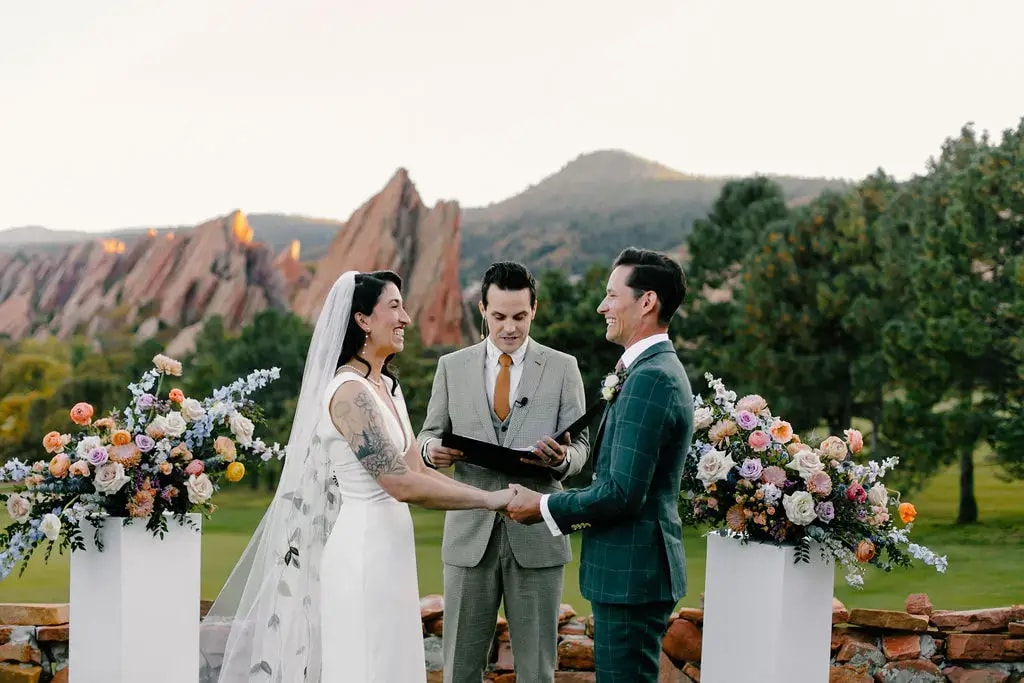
left=833, top=597, right=850, bottom=624
left=906, top=593, right=934, bottom=616
left=420, top=594, right=444, bottom=621
left=942, top=666, right=1011, bottom=683
left=681, top=662, right=701, bottom=681
left=1008, top=622, right=1024, bottom=636
left=557, top=635, right=595, bottom=670
left=875, top=659, right=943, bottom=681
left=558, top=619, right=586, bottom=637
left=0, top=605, right=68, bottom=626
left=656, top=651, right=687, bottom=682
left=558, top=603, right=576, bottom=625
left=51, top=667, right=68, bottom=683
left=291, top=170, right=467, bottom=346
left=828, top=664, right=873, bottom=683
left=931, top=608, right=1016, bottom=633
left=425, top=617, right=443, bottom=636
left=946, top=634, right=1008, bottom=661
left=0, top=662, right=42, bottom=682
left=494, top=642, right=514, bottom=671
left=661, top=618, right=701, bottom=667
left=847, top=608, right=929, bottom=632
left=881, top=634, right=921, bottom=661
left=836, top=640, right=883, bottom=665
left=553, top=673, right=597, bottom=682
left=674, top=608, right=703, bottom=624
left=0, top=642, right=39, bottom=664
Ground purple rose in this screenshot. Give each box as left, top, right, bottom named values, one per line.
left=736, top=410, right=758, bottom=431
left=738, top=457, right=763, bottom=481
left=815, top=501, right=835, bottom=523
left=136, top=394, right=156, bottom=409
left=134, top=434, right=155, bottom=452
left=86, top=447, right=109, bottom=466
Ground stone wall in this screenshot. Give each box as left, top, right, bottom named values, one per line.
left=1, top=595, right=1022, bottom=682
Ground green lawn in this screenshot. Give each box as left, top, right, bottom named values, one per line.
left=1, top=461, right=1021, bottom=614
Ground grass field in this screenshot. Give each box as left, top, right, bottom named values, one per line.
left=1, top=460, right=1021, bottom=613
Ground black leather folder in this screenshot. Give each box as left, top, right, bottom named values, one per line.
left=440, top=401, right=604, bottom=478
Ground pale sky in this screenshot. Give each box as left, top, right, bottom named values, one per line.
left=3, top=0, right=1023, bottom=232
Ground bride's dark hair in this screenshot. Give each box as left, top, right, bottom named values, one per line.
left=337, top=270, right=402, bottom=394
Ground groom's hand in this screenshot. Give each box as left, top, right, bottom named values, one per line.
left=520, top=432, right=570, bottom=469
left=505, top=484, right=543, bottom=524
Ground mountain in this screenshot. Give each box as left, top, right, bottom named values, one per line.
left=459, top=149, right=850, bottom=278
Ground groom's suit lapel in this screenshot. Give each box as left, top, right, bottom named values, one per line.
left=466, top=342, right=498, bottom=445
left=593, top=341, right=675, bottom=461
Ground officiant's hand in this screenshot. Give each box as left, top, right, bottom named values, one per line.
left=520, top=432, right=570, bottom=469
left=505, top=484, right=543, bottom=524
left=427, top=441, right=463, bottom=468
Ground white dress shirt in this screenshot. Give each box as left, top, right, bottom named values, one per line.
left=539, top=332, right=671, bottom=535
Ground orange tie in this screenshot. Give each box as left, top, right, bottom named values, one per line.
left=494, top=353, right=512, bottom=420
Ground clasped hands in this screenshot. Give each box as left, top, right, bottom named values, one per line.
left=486, top=483, right=543, bottom=524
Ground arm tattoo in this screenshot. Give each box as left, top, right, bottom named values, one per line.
left=332, top=388, right=408, bottom=478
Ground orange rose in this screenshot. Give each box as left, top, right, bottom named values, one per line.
left=769, top=420, right=794, bottom=444
left=898, top=502, right=917, bottom=524
left=111, top=430, right=132, bottom=447
left=70, top=402, right=94, bottom=426
left=49, top=453, right=71, bottom=478
left=42, top=431, right=66, bottom=453
left=225, top=461, right=245, bottom=483
left=168, top=388, right=185, bottom=404
left=855, top=540, right=876, bottom=562
left=214, top=436, right=237, bottom=462
left=69, top=460, right=91, bottom=477
left=93, top=417, right=116, bottom=430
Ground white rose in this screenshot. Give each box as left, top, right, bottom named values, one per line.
left=93, top=462, right=130, bottom=495
left=601, top=387, right=614, bottom=401
left=186, top=473, right=214, bottom=504
left=782, top=491, right=817, bottom=526
left=40, top=513, right=62, bottom=541
left=786, top=449, right=825, bottom=480
left=180, top=398, right=206, bottom=421
left=696, top=449, right=737, bottom=487
left=693, top=407, right=714, bottom=431
left=149, top=415, right=169, bottom=433
left=603, top=374, right=620, bottom=389
left=867, top=483, right=889, bottom=507
left=229, top=413, right=255, bottom=447
left=6, top=494, right=32, bottom=523
left=163, top=411, right=187, bottom=437
left=76, top=436, right=102, bottom=460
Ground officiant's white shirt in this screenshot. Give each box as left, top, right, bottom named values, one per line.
left=539, top=332, right=670, bottom=536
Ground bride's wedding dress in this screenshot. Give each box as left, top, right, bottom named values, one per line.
left=318, top=369, right=426, bottom=682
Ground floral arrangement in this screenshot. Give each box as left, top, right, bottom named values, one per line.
left=0, top=354, right=286, bottom=581
left=600, top=367, right=627, bottom=402
left=680, top=373, right=948, bottom=587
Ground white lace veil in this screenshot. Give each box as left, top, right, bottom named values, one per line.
left=200, top=270, right=358, bottom=683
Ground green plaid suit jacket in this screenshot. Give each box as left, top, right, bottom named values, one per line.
left=546, top=341, right=693, bottom=604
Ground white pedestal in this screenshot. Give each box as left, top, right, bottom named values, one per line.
left=70, top=514, right=201, bottom=683
left=700, top=532, right=834, bottom=683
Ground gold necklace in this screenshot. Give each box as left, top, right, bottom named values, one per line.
left=340, top=364, right=383, bottom=387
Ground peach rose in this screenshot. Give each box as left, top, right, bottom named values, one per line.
left=855, top=540, right=876, bottom=562
left=170, top=443, right=193, bottom=461
left=769, top=420, right=793, bottom=444
left=49, top=453, right=71, bottom=478
left=69, top=460, right=91, bottom=477
left=214, top=436, right=237, bottom=462
left=70, top=402, right=94, bottom=426
left=93, top=417, right=115, bottom=430
left=42, top=431, right=67, bottom=453
left=159, top=462, right=173, bottom=475
left=818, top=435, right=848, bottom=462
left=152, top=354, right=183, bottom=376
left=111, top=430, right=132, bottom=447
left=736, top=394, right=768, bottom=414
left=844, top=428, right=864, bottom=454
left=168, top=388, right=185, bottom=404
left=786, top=441, right=811, bottom=456
left=898, top=502, right=917, bottom=524
left=708, top=419, right=739, bottom=445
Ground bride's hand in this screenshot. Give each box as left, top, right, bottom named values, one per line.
left=485, top=488, right=515, bottom=511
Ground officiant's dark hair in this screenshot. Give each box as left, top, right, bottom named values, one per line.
left=480, top=261, right=537, bottom=308
left=613, top=248, right=686, bottom=326
left=338, top=270, right=402, bottom=395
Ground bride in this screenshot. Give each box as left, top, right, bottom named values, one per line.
left=200, top=271, right=513, bottom=682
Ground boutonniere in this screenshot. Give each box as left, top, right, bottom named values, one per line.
left=601, top=368, right=627, bottom=402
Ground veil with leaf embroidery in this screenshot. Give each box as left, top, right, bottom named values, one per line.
left=200, top=271, right=357, bottom=682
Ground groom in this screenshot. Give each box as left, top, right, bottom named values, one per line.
left=506, top=247, right=693, bottom=683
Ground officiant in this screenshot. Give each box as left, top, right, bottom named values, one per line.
left=418, top=261, right=591, bottom=683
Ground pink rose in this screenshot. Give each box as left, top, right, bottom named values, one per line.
left=762, top=466, right=787, bottom=486
left=737, top=394, right=768, bottom=414
left=748, top=430, right=771, bottom=452
left=846, top=482, right=867, bottom=503
left=844, top=428, right=864, bottom=454
left=185, top=460, right=205, bottom=476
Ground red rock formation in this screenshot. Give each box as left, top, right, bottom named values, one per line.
left=291, top=169, right=466, bottom=346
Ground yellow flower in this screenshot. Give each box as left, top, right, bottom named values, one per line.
left=225, top=462, right=245, bottom=483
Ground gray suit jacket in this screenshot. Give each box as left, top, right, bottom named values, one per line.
left=418, top=338, right=590, bottom=568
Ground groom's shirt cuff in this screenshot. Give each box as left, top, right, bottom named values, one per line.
left=540, top=494, right=563, bottom=536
